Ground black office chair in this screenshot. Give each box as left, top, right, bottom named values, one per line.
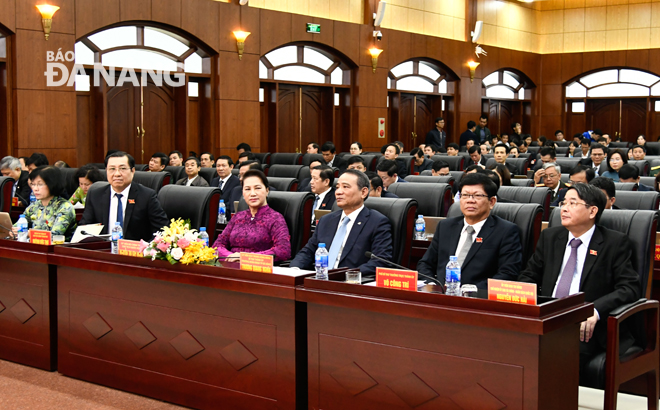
left=555, top=140, right=571, bottom=147
left=0, top=176, right=15, bottom=213
left=609, top=141, right=632, bottom=149
left=639, top=177, right=656, bottom=189
left=231, top=168, right=240, bottom=176
left=555, top=158, right=582, bottom=173
left=449, top=171, right=465, bottom=184
left=301, top=154, right=324, bottom=167
left=527, top=146, right=541, bottom=154
left=267, top=165, right=310, bottom=182
left=132, top=171, right=171, bottom=193
left=549, top=209, right=659, bottom=409
left=198, top=168, right=217, bottom=185
left=343, top=154, right=378, bottom=172
left=270, top=153, right=303, bottom=165
left=237, top=191, right=314, bottom=255
left=510, top=179, right=534, bottom=187
left=555, top=147, right=570, bottom=156
left=397, top=155, right=414, bottom=174
left=614, top=182, right=638, bottom=192
left=497, top=186, right=552, bottom=220
left=628, top=160, right=650, bottom=176
left=253, top=152, right=271, bottom=165
left=447, top=202, right=543, bottom=267
left=644, top=142, right=660, bottom=156
left=485, top=158, right=526, bottom=175
left=89, top=162, right=106, bottom=169
left=388, top=182, right=452, bottom=217
left=164, top=166, right=184, bottom=183
left=613, top=191, right=660, bottom=211
left=267, top=177, right=298, bottom=192
left=363, top=197, right=418, bottom=267
left=431, top=155, right=464, bottom=171
left=404, top=175, right=455, bottom=186
left=157, top=185, right=221, bottom=244
left=134, top=164, right=148, bottom=171
left=420, top=170, right=432, bottom=176
left=59, top=167, right=79, bottom=198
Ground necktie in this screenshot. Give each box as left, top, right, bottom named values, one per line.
left=311, top=195, right=320, bottom=224
left=327, top=217, right=350, bottom=269
left=115, top=193, right=124, bottom=228
left=555, top=238, right=582, bottom=298
left=219, top=179, right=224, bottom=190
left=456, top=225, right=475, bottom=266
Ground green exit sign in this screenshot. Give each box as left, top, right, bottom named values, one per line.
left=306, top=23, right=321, bottom=34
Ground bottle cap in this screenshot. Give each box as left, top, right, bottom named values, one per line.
left=19, top=214, right=25, bottom=218
left=319, top=243, right=326, bottom=248
left=450, top=255, right=458, bottom=261
left=418, top=215, right=423, bottom=219
left=115, top=221, right=121, bottom=226
left=219, top=199, right=224, bottom=203
left=199, top=227, right=206, bottom=231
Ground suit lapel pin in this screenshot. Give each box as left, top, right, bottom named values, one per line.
left=476, top=237, right=483, bottom=243
left=357, top=222, right=362, bottom=225
left=128, top=199, right=135, bottom=204
left=321, top=204, right=326, bottom=208
left=589, top=249, right=597, bottom=256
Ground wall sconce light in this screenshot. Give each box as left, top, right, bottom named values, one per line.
left=36, top=4, right=60, bottom=41
left=233, top=31, right=251, bottom=60
left=467, top=60, right=480, bottom=82
left=368, top=48, right=383, bottom=74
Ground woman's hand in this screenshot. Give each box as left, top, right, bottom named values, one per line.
left=10, top=227, right=18, bottom=239
left=225, top=252, right=241, bottom=262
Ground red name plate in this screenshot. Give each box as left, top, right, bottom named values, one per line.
left=240, top=252, right=273, bottom=273
left=655, top=245, right=660, bottom=262
left=376, top=267, right=418, bottom=291
left=11, top=197, right=18, bottom=207
left=488, top=279, right=537, bottom=305
left=29, top=230, right=52, bottom=245
left=118, top=239, right=143, bottom=258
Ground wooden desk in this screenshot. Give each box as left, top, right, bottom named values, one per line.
left=51, top=246, right=312, bottom=410
left=298, top=273, right=593, bottom=410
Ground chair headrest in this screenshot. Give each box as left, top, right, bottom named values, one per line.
left=388, top=182, right=451, bottom=217
left=158, top=185, right=221, bottom=232
left=613, top=191, right=660, bottom=211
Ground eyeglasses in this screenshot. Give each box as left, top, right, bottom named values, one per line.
left=459, top=193, right=489, bottom=200
left=544, top=173, right=559, bottom=178
left=558, top=200, right=591, bottom=209
left=30, top=183, right=46, bottom=189
left=107, top=167, right=131, bottom=174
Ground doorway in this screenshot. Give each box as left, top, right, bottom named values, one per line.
left=587, top=99, right=647, bottom=140
left=389, top=93, right=446, bottom=150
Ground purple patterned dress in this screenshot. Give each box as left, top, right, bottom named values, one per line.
left=212, top=205, right=291, bottom=261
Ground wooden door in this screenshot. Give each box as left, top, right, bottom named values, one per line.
left=277, top=84, right=299, bottom=153
left=0, top=61, right=7, bottom=157
left=107, top=83, right=138, bottom=158
left=587, top=99, right=619, bottom=139
left=399, top=95, right=414, bottom=148
left=486, top=100, right=515, bottom=137
left=415, top=96, right=434, bottom=150
left=277, top=84, right=332, bottom=153
left=141, top=82, right=175, bottom=161
left=621, top=99, right=647, bottom=141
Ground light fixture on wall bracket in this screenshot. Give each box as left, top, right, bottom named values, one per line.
left=467, top=60, right=480, bottom=82
left=233, top=31, right=250, bottom=60
left=36, top=4, right=60, bottom=40
left=369, top=48, right=383, bottom=74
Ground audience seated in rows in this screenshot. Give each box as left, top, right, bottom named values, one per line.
left=169, top=150, right=183, bottom=167
left=377, top=159, right=407, bottom=190
left=551, top=165, right=596, bottom=206
left=410, top=148, right=433, bottom=174
left=321, top=142, right=346, bottom=170
left=148, top=152, right=168, bottom=172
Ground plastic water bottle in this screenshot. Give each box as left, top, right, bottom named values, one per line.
left=445, top=255, right=461, bottom=296
left=217, top=200, right=227, bottom=224
left=315, top=243, right=329, bottom=280
left=198, top=227, right=209, bottom=247
left=29, top=191, right=36, bottom=204
left=111, top=222, right=123, bottom=254
left=414, top=214, right=426, bottom=240
left=16, top=214, right=28, bottom=242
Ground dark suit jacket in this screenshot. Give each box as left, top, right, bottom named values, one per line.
left=502, top=161, right=519, bottom=175
left=579, top=159, right=608, bottom=176
left=459, top=130, right=479, bottom=147
left=637, top=183, right=654, bottom=192
left=14, top=170, right=31, bottom=206
left=329, top=156, right=347, bottom=171
left=475, top=125, right=491, bottom=143
left=417, top=215, right=522, bottom=289
left=316, top=187, right=336, bottom=211
left=211, top=174, right=241, bottom=203
left=543, top=181, right=567, bottom=203
left=382, top=191, right=398, bottom=198
left=518, top=225, right=640, bottom=348
left=80, top=183, right=169, bottom=241
left=425, top=128, right=446, bottom=149
left=291, top=207, right=393, bottom=275
left=412, top=159, right=434, bottom=174
left=551, top=188, right=568, bottom=207
left=464, top=155, right=487, bottom=168
left=297, top=178, right=311, bottom=192
left=176, top=175, right=209, bottom=187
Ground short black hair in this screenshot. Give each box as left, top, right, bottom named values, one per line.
left=632, top=144, right=646, bottom=153
left=590, top=143, right=606, bottom=153
left=581, top=138, right=591, bottom=145
left=539, top=136, right=547, bottom=144
left=487, top=163, right=512, bottom=186
left=569, top=165, right=595, bottom=183
left=30, top=166, right=65, bottom=198
left=447, top=143, right=459, bottom=150
left=555, top=130, right=563, bottom=136
left=479, top=114, right=488, bottom=121
left=321, top=142, right=336, bottom=153
left=347, top=156, right=367, bottom=168
left=384, top=143, right=400, bottom=155
left=74, top=164, right=104, bottom=183
left=435, top=117, right=444, bottom=123
left=589, top=177, right=616, bottom=201
left=350, top=141, right=362, bottom=150
left=410, top=147, right=423, bottom=158
left=239, top=160, right=260, bottom=171
left=185, top=156, right=201, bottom=167
left=236, top=143, right=251, bottom=152
left=482, top=169, right=501, bottom=188
left=459, top=172, right=498, bottom=198
left=369, top=175, right=384, bottom=191
left=468, top=145, right=480, bottom=155
left=618, top=164, right=639, bottom=180
left=539, top=147, right=556, bottom=158
left=105, top=150, right=120, bottom=159
left=26, top=152, right=49, bottom=167
left=216, top=155, right=234, bottom=166
left=511, top=122, right=521, bottom=130
left=312, top=165, right=334, bottom=186
left=241, top=169, right=268, bottom=189
left=238, top=151, right=257, bottom=162
left=574, top=182, right=607, bottom=223
left=151, top=152, right=168, bottom=166
left=105, top=151, right=135, bottom=169
left=607, top=149, right=627, bottom=172
left=431, top=160, right=449, bottom=172
left=308, top=142, right=320, bottom=150
left=394, top=141, right=404, bottom=151
left=342, top=169, right=370, bottom=196
left=426, top=145, right=438, bottom=153
left=593, top=129, right=603, bottom=136
left=169, top=150, right=183, bottom=159
left=201, top=152, right=215, bottom=162
left=467, top=120, right=476, bottom=129
left=493, top=143, right=510, bottom=154
left=376, top=159, right=398, bottom=176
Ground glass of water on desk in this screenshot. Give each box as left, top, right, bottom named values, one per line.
left=345, top=270, right=361, bottom=284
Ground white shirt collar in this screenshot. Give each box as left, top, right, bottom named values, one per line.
left=462, top=216, right=488, bottom=237
left=568, top=224, right=596, bottom=249
left=341, top=204, right=365, bottom=221
left=111, top=184, right=131, bottom=197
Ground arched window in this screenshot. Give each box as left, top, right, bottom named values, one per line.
left=75, top=25, right=209, bottom=95
left=482, top=70, right=530, bottom=100
left=388, top=60, right=454, bottom=94
left=566, top=69, right=660, bottom=100
left=259, top=44, right=349, bottom=86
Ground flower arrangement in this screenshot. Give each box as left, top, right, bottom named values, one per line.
left=139, top=218, right=217, bottom=265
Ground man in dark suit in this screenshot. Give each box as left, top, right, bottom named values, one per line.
left=410, top=148, right=433, bottom=174
left=459, top=121, right=479, bottom=148
left=493, top=143, right=518, bottom=175
left=176, top=157, right=210, bottom=187
left=518, top=183, right=640, bottom=382
left=551, top=165, right=595, bottom=207
left=321, top=142, right=347, bottom=171
left=368, top=175, right=398, bottom=198
left=211, top=155, right=240, bottom=201
left=376, top=159, right=408, bottom=190
left=464, top=146, right=487, bottom=168
left=291, top=170, right=393, bottom=275
left=425, top=117, right=446, bottom=149
left=310, top=165, right=336, bottom=223
left=418, top=173, right=522, bottom=288
left=475, top=115, right=491, bottom=143
left=532, top=146, right=557, bottom=172
left=580, top=144, right=608, bottom=177
left=534, top=162, right=566, bottom=203
left=298, top=159, right=324, bottom=192
left=619, top=164, right=653, bottom=191
left=81, top=151, right=168, bottom=241
left=0, top=156, right=31, bottom=206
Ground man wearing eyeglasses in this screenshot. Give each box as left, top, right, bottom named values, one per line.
left=534, top=162, right=565, bottom=203
left=580, top=144, right=608, bottom=176
left=80, top=151, right=169, bottom=241
left=417, top=173, right=522, bottom=289
left=518, top=183, right=639, bottom=383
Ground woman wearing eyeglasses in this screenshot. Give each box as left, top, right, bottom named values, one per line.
left=12, top=166, right=77, bottom=241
